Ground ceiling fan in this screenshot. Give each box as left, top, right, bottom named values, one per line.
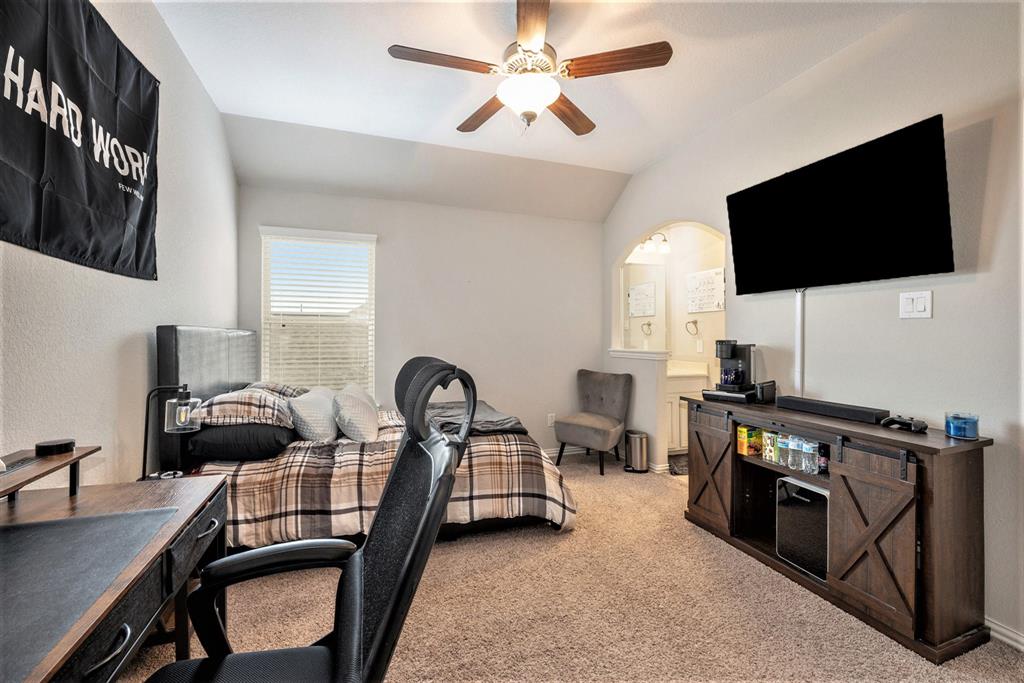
left=388, top=0, right=673, bottom=136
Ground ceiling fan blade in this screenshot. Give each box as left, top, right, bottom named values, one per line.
left=457, top=96, right=504, bottom=132
left=548, top=93, right=595, bottom=136
left=561, top=41, right=673, bottom=79
left=388, top=45, right=497, bottom=74
left=517, top=0, right=550, bottom=53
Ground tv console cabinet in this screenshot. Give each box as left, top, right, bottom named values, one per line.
left=682, top=396, right=992, bottom=664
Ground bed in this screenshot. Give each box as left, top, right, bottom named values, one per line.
left=156, top=325, right=576, bottom=548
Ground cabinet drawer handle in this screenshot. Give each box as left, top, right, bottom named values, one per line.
left=196, top=517, right=220, bottom=540
left=84, top=623, right=131, bottom=676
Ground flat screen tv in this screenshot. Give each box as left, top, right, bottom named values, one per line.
left=726, top=115, right=954, bottom=295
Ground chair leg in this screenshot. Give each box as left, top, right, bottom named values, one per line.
left=599, top=450, right=605, bottom=476
left=614, top=445, right=620, bottom=462
left=556, top=442, right=566, bottom=466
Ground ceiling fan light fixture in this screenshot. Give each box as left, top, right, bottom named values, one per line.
left=496, top=72, right=560, bottom=124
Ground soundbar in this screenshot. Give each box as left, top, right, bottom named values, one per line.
left=776, top=395, right=890, bottom=424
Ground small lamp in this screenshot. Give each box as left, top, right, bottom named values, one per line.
left=165, top=385, right=201, bottom=433
left=141, top=383, right=201, bottom=480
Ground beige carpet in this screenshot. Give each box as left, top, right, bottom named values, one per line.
left=124, top=459, right=1023, bottom=681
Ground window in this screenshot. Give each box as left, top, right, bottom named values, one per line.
left=260, top=227, right=375, bottom=392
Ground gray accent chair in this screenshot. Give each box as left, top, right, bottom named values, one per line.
left=554, top=370, right=633, bottom=475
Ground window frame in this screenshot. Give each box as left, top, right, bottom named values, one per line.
left=258, top=225, right=377, bottom=392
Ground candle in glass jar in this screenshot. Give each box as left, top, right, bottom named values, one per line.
left=945, top=412, right=979, bottom=440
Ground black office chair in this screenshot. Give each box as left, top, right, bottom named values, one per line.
left=148, top=356, right=477, bottom=683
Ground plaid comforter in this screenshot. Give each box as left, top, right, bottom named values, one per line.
left=198, top=411, right=576, bottom=548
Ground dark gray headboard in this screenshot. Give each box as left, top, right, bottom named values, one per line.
left=156, top=325, right=258, bottom=471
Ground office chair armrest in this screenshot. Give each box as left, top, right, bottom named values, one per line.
left=203, top=538, right=357, bottom=586
left=189, top=539, right=358, bottom=657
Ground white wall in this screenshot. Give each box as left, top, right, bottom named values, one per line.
left=665, top=224, right=725, bottom=370
left=622, top=262, right=667, bottom=351
left=0, top=0, right=238, bottom=484
left=603, top=5, right=1022, bottom=637
left=237, top=186, right=604, bottom=449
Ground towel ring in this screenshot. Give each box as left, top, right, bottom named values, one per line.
left=640, top=321, right=653, bottom=336
left=685, top=320, right=700, bottom=336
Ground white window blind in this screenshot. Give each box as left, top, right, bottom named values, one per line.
left=261, top=227, right=375, bottom=392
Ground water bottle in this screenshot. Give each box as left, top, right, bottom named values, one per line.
left=803, top=440, right=818, bottom=474
left=777, top=435, right=790, bottom=467
left=788, top=437, right=804, bottom=470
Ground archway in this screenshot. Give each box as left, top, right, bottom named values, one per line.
left=611, top=221, right=726, bottom=356
left=608, top=220, right=727, bottom=469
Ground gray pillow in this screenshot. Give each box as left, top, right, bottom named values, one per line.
left=289, top=387, right=338, bottom=441
left=347, top=384, right=377, bottom=411
left=333, top=384, right=379, bottom=442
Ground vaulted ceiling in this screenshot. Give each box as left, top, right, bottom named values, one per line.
left=222, top=114, right=631, bottom=222
left=156, top=1, right=909, bottom=175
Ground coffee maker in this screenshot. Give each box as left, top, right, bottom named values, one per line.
left=715, top=339, right=756, bottom=392
left=697, top=340, right=759, bottom=404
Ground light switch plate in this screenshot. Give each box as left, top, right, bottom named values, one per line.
left=899, top=291, right=932, bottom=319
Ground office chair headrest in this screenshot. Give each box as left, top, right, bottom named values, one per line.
left=394, top=356, right=477, bottom=443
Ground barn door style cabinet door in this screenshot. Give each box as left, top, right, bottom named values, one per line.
left=685, top=403, right=732, bottom=534
left=828, top=443, right=918, bottom=638
left=681, top=396, right=992, bottom=664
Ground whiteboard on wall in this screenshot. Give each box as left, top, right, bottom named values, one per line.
left=687, top=268, right=726, bottom=313
left=628, top=281, right=656, bottom=317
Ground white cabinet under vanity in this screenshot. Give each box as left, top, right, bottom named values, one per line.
left=666, top=361, right=709, bottom=453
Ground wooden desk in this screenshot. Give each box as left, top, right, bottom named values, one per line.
left=0, top=476, right=226, bottom=682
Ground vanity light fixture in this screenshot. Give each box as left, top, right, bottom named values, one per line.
left=640, top=232, right=671, bottom=254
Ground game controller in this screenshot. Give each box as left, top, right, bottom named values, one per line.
left=880, top=415, right=929, bottom=433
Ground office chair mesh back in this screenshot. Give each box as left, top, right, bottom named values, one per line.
left=348, top=356, right=472, bottom=682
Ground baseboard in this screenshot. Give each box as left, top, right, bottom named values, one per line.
left=987, top=616, right=1024, bottom=652
left=543, top=445, right=586, bottom=456
left=544, top=447, right=672, bottom=473
left=542, top=446, right=585, bottom=461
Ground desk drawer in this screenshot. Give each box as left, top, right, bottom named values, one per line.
left=166, top=486, right=227, bottom=594
left=54, top=558, right=164, bottom=682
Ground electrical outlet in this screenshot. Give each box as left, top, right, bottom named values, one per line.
left=547, top=413, right=556, bottom=427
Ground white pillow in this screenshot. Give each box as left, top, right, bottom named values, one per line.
left=333, top=385, right=379, bottom=442
left=289, top=387, right=338, bottom=441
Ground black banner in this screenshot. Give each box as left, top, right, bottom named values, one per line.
left=0, top=0, right=159, bottom=279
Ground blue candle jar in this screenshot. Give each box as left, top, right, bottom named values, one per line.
left=945, top=412, right=979, bottom=440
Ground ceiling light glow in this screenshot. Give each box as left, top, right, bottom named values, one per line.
left=496, top=73, right=560, bottom=125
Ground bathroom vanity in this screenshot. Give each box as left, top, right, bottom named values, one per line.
left=666, top=361, right=709, bottom=453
